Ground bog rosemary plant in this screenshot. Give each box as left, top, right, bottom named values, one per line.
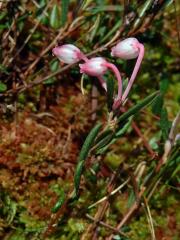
left=52, top=38, right=159, bottom=201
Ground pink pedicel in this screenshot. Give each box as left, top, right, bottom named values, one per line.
left=111, top=38, right=145, bottom=102
left=52, top=44, right=83, bottom=64
left=104, top=62, right=122, bottom=107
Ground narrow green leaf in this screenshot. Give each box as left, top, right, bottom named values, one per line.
left=127, top=189, right=136, bottom=208
left=117, top=91, right=159, bottom=123
left=74, top=160, right=84, bottom=197
left=115, top=117, right=132, bottom=137
left=100, top=19, right=121, bottom=44
left=50, top=5, right=61, bottom=29
left=95, top=132, right=115, bottom=152
left=89, top=14, right=101, bottom=42
left=74, top=123, right=102, bottom=196
left=89, top=5, right=123, bottom=14
left=0, top=82, right=7, bottom=92
left=61, top=0, right=70, bottom=26
left=36, top=1, right=49, bottom=25
left=51, top=189, right=65, bottom=213
left=50, top=60, right=59, bottom=72
left=44, top=60, right=59, bottom=85
left=0, top=65, right=10, bottom=75
left=96, top=118, right=132, bottom=154
left=160, top=78, right=169, bottom=94
left=78, top=123, right=102, bottom=161
left=95, top=129, right=113, bottom=144
left=152, top=94, right=164, bottom=115
left=106, top=78, right=114, bottom=111
left=160, top=107, right=170, bottom=141
left=0, top=24, right=9, bottom=30
left=0, top=12, right=7, bottom=21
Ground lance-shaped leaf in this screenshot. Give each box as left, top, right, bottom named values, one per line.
left=78, top=123, right=102, bottom=161
left=61, top=0, right=70, bottom=26
left=118, top=91, right=159, bottom=123
left=51, top=189, right=65, bottom=213
left=50, top=5, right=61, bottom=29
left=106, top=77, right=114, bottom=111
left=74, top=123, right=102, bottom=196
left=74, top=160, right=85, bottom=197
left=115, top=117, right=132, bottom=137
left=160, top=107, right=170, bottom=141
left=95, top=128, right=113, bottom=145
left=95, top=132, right=115, bottom=152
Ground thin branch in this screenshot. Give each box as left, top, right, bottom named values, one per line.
left=132, top=121, right=156, bottom=157
left=86, top=214, right=128, bottom=238
left=88, top=179, right=129, bottom=209
left=107, top=187, right=146, bottom=240
left=143, top=197, right=156, bottom=240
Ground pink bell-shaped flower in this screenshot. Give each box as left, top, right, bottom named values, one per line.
left=79, top=57, right=108, bottom=77
left=111, top=38, right=140, bottom=60
left=80, top=57, right=123, bottom=107
left=52, top=44, right=83, bottom=64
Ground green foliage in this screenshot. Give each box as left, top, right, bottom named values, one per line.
left=6, top=230, right=26, bottom=240
left=61, top=0, right=70, bottom=26
left=106, top=77, right=114, bottom=111
left=0, top=193, right=17, bottom=224
left=78, top=123, right=102, bottom=162
left=36, top=0, right=49, bottom=25
left=96, top=117, right=132, bottom=154
left=74, top=123, right=102, bottom=196
left=44, top=59, right=59, bottom=85
left=118, top=91, right=160, bottom=123
left=51, top=189, right=65, bottom=213
left=0, top=81, right=7, bottom=92
left=152, top=94, right=164, bottom=115
left=0, top=0, right=179, bottom=239
left=50, top=5, right=61, bottom=29
left=19, top=212, right=45, bottom=233
left=160, top=107, right=170, bottom=141
left=73, top=160, right=85, bottom=197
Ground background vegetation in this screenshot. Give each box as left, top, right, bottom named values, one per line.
left=0, top=0, right=179, bottom=239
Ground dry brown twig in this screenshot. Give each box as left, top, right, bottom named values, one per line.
left=107, top=187, right=146, bottom=240
left=85, top=214, right=129, bottom=238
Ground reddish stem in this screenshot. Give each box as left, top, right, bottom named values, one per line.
left=78, top=52, right=89, bottom=62
left=122, top=43, right=145, bottom=102
left=104, top=62, right=122, bottom=108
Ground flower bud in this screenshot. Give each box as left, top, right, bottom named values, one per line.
left=52, top=44, right=81, bottom=64
left=79, top=57, right=107, bottom=77
left=111, top=38, right=140, bottom=60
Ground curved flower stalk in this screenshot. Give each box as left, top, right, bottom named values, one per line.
left=111, top=38, right=145, bottom=102
left=79, top=57, right=122, bottom=103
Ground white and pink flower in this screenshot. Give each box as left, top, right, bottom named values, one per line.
left=52, top=44, right=82, bottom=64
left=79, top=57, right=108, bottom=77
left=111, top=38, right=140, bottom=60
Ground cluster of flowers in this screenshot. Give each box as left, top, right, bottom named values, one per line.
left=52, top=38, right=144, bottom=110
